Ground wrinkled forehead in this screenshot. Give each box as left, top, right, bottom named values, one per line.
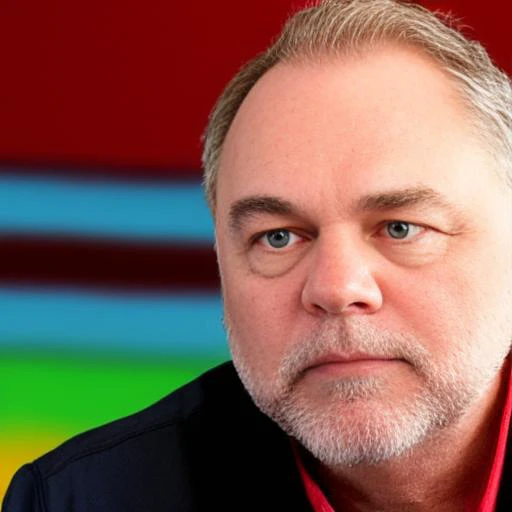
left=216, top=47, right=508, bottom=218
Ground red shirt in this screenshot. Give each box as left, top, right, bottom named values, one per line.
left=294, top=364, right=512, bottom=512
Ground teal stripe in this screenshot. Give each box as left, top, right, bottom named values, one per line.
left=0, top=288, right=227, bottom=356
left=0, top=174, right=214, bottom=242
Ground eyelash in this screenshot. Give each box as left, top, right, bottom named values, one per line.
left=377, top=221, right=426, bottom=242
left=253, top=221, right=428, bottom=249
left=254, top=229, right=305, bottom=250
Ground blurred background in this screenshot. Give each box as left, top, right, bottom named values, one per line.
left=0, top=0, right=510, bottom=499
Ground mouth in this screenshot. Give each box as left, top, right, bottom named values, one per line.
left=305, top=353, right=404, bottom=377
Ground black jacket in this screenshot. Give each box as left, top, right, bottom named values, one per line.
left=2, top=362, right=312, bottom=511
left=3, top=362, right=512, bottom=511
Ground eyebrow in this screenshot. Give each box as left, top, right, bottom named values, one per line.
left=228, top=196, right=297, bottom=232
left=227, top=186, right=469, bottom=232
left=355, top=186, right=467, bottom=219
left=356, top=187, right=454, bottom=211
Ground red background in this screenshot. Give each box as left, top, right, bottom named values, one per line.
left=0, top=0, right=510, bottom=177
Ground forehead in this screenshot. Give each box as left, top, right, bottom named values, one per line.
left=216, top=46, right=500, bottom=217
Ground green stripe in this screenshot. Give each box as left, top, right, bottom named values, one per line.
left=1, top=350, right=227, bottom=435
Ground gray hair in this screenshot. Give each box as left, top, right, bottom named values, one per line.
left=202, top=0, right=512, bottom=212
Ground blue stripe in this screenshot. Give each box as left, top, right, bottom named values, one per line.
left=0, top=174, right=214, bottom=243
left=0, top=288, right=227, bottom=356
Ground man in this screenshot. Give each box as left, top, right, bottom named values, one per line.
left=3, top=0, right=512, bottom=510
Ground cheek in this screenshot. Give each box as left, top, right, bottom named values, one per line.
left=382, top=244, right=512, bottom=357
left=220, top=256, right=305, bottom=372
left=448, top=237, right=512, bottom=320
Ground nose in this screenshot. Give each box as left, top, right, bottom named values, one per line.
left=301, top=233, right=383, bottom=316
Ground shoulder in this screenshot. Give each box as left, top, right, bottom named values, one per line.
left=3, top=362, right=309, bottom=512
left=32, top=361, right=245, bottom=478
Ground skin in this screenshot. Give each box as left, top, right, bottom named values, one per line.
left=214, top=46, right=512, bottom=511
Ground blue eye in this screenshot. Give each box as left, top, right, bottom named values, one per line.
left=385, top=221, right=423, bottom=240
left=264, top=230, right=291, bottom=248
left=386, top=222, right=410, bottom=239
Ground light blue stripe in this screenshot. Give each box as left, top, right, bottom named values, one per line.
left=0, top=173, right=214, bottom=243
left=0, top=288, right=227, bottom=356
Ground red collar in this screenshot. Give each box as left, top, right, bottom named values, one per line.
left=474, top=361, right=512, bottom=512
left=294, top=362, right=512, bottom=512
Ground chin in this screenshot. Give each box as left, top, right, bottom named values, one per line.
left=263, top=385, right=465, bottom=468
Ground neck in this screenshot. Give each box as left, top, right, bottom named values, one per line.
left=306, top=367, right=508, bottom=512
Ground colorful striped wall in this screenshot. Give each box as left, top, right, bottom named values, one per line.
left=1, top=0, right=509, bottom=500
left=0, top=173, right=229, bottom=497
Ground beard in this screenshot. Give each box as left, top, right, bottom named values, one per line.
left=227, top=317, right=509, bottom=468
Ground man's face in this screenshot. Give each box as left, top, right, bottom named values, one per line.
left=214, top=47, right=512, bottom=466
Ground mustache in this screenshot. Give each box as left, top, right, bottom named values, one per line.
left=278, top=320, right=431, bottom=384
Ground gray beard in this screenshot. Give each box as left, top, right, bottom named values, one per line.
left=228, top=319, right=506, bottom=467
left=266, top=375, right=461, bottom=466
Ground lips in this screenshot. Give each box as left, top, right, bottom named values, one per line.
left=301, top=353, right=404, bottom=379
left=307, top=352, right=396, bottom=369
